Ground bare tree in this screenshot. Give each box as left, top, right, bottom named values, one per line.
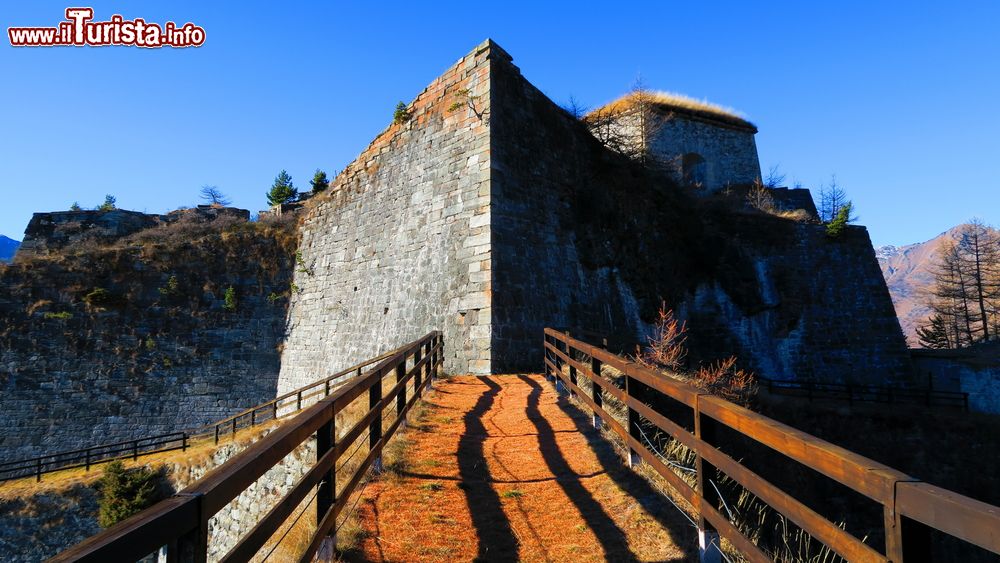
left=562, top=96, right=589, bottom=119
left=924, top=223, right=1000, bottom=347
left=200, top=186, right=231, bottom=207
left=817, top=175, right=853, bottom=223
left=763, top=165, right=786, bottom=188
left=583, top=77, right=666, bottom=169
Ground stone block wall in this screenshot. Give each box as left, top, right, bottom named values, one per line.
left=680, top=218, right=915, bottom=386
left=911, top=347, right=1000, bottom=413
left=277, top=40, right=493, bottom=388
left=0, top=220, right=294, bottom=463
left=649, top=115, right=761, bottom=191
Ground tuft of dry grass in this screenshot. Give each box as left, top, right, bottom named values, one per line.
left=586, top=90, right=754, bottom=129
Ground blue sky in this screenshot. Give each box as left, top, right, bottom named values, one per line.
left=2, top=1, right=998, bottom=247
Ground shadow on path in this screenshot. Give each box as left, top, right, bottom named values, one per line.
left=519, top=375, right=697, bottom=562
left=457, top=377, right=520, bottom=561
left=520, top=375, right=638, bottom=561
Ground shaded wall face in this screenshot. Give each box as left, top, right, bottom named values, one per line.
left=278, top=45, right=493, bottom=387
left=488, top=58, right=655, bottom=373
left=650, top=118, right=761, bottom=191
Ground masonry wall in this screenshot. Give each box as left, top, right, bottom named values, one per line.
left=681, top=218, right=915, bottom=386
left=911, top=349, right=1000, bottom=414
left=0, top=219, right=294, bottom=463
left=486, top=48, right=911, bottom=384
left=650, top=116, right=761, bottom=191
left=277, top=41, right=493, bottom=388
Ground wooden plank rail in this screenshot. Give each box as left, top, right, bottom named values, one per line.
left=543, top=328, right=1000, bottom=562
left=0, top=341, right=412, bottom=484
left=50, top=331, right=444, bottom=563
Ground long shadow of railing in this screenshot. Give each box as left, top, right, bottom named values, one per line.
left=519, top=375, right=695, bottom=562
left=518, top=375, right=638, bottom=561
left=456, top=377, right=520, bottom=561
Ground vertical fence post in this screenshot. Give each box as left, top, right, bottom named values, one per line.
left=396, top=360, right=407, bottom=427
left=36, top=458, right=41, bottom=483
left=133, top=441, right=139, bottom=461
left=567, top=335, right=578, bottom=399
left=297, top=390, right=303, bottom=411
left=273, top=401, right=279, bottom=421
left=232, top=418, right=237, bottom=442
left=325, top=379, right=330, bottom=397
left=85, top=449, right=91, bottom=472
left=251, top=409, right=256, bottom=427
left=694, top=394, right=722, bottom=563
left=591, top=344, right=604, bottom=430
left=316, top=409, right=337, bottom=557
left=215, top=424, right=220, bottom=445
left=174, top=493, right=208, bottom=563
left=414, top=347, right=423, bottom=397
left=370, top=366, right=384, bottom=474
left=624, top=366, right=642, bottom=468
left=886, top=503, right=934, bottom=563
left=182, top=433, right=188, bottom=452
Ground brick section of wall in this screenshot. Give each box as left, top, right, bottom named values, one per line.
left=277, top=41, right=494, bottom=388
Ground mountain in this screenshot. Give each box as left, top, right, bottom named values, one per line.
left=0, top=236, right=19, bottom=262
left=876, top=225, right=995, bottom=346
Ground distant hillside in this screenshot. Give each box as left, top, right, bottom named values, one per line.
left=0, top=235, right=19, bottom=262
left=876, top=224, right=997, bottom=346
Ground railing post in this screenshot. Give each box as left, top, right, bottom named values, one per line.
left=36, top=457, right=42, bottom=482
left=694, top=394, right=723, bottom=563
left=297, top=390, right=302, bottom=411
left=273, top=401, right=279, bottom=421
left=591, top=345, right=604, bottom=430
left=414, top=347, right=423, bottom=397
left=396, top=361, right=407, bottom=427
left=214, top=424, right=220, bottom=445
left=251, top=409, right=256, bottom=427
left=133, top=441, right=138, bottom=461
left=624, top=366, right=641, bottom=467
left=885, top=504, right=934, bottom=563
left=85, top=449, right=91, bottom=472
left=174, top=493, right=208, bottom=563
left=232, top=418, right=237, bottom=442
left=370, top=367, right=384, bottom=474
left=316, top=410, right=337, bottom=558
left=567, top=342, right=578, bottom=399
left=325, top=379, right=330, bottom=397
left=182, top=433, right=188, bottom=452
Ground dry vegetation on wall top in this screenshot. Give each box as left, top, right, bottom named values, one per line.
left=585, top=90, right=756, bottom=130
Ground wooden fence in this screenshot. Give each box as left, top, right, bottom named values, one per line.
left=0, top=342, right=410, bottom=484
left=543, top=328, right=1000, bottom=562
left=51, top=331, right=443, bottom=563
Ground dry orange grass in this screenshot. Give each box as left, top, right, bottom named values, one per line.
left=587, top=90, right=753, bottom=129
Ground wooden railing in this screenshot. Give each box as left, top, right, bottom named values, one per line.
left=0, top=342, right=410, bottom=484
left=52, top=331, right=443, bottom=563
left=759, top=377, right=969, bottom=411
left=0, top=433, right=189, bottom=483
left=543, top=328, right=1000, bottom=563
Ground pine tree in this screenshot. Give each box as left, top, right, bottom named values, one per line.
left=97, top=461, right=161, bottom=528
left=310, top=169, right=330, bottom=193
left=266, top=170, right=298, bottom=206
left=97, top=195, right=116, bottom=212
left=916, top=314, right=952, bottom=349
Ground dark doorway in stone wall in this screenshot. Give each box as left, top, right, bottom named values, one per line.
left=682, top=153, right=707, bottom=188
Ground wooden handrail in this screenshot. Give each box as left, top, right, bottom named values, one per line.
left=543, top=327, right=1000, bottom=562
left=51, top=331, right=444, bottom=563
left=0, top=341, right=411, bottom=483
